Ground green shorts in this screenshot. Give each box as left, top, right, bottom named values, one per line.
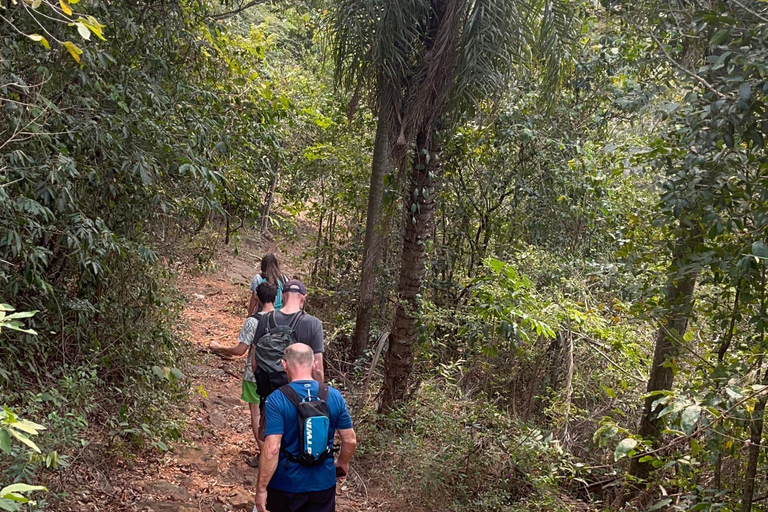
left=241, top=380, right=260, bottom=404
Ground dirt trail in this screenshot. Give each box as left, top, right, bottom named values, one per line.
left=64, top=236, right=379, bottom=512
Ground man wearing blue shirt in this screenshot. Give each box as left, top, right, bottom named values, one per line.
left=255, top=343, right=357, bottom=512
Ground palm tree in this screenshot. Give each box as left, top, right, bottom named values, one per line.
left=329, top=0, right=576, bottom=410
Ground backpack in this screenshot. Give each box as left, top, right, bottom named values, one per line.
left=278, top=382, right=336, bottom=467
left=252, top=311, right=306, bottom=398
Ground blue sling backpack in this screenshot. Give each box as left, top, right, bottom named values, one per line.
left=278, top=382, right=338, bottom=467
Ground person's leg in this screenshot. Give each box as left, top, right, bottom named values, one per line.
left=249, top=402, right=263, bottom=453
left=241, top=381, right=262, bottom=467
left=258, top=400, right=266, bottom=443
left=298, top=487, right=336, bottom=512
left=267, top=487, right=305, bottom=512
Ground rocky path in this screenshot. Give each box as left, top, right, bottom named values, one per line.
left=66, top=251, right=377, bottom=512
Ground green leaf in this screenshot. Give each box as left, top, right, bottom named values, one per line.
left=0, top=430, right=10, bottom=453
left=680, top=405, right=701, bottom=435
left=151, top=366, right=165, bottom=380
left=614, top=438, right=637, bottom=461
left=739, top=83, right=752, bottom=101
left=648, top=498, right=672, bottom=511
left=0, top=484, right=46, bottom=495
left=11, top=419, right=45, bottom=436
left=8, top=429, right=40, bottom=453
left=2, top=311, right=36, bottom=320
left=170, top=368, right=185, bottom=381
left=752, top=241, right=768, bottom=259
left=27, top=34, right=50, bottom=49
left=0, top=498, right=20, bottom=511
left=709, top=29, right=730, bottom=46
left=658, top=400, right=687, bottom=418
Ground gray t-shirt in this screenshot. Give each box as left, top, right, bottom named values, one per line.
left=238, top=314, right=263, bottom=383
left=251, top=310, right=324, bottom=355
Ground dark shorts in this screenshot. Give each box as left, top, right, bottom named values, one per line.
left=266, top=486, right=336, bottom=512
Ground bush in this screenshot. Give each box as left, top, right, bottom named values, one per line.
left=355, top=381, right=575, bottom=512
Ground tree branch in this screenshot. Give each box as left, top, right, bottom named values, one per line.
left=209, top=0, right=266, bottom=20
left=648, top=32, right=726, bottom=99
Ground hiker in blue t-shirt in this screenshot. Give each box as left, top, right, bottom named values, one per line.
left=255, top=343, right=357, bottom=512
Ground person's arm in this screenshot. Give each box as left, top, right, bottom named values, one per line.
left=312, top=352, right=324, bottom=383
left=311, top=317, right=325, bottom=382
left=248, top=292, right=258, bottom=316
left=255, top=434, right=282, bottom=512
left=209, top=341, right=248, bottom=357
left=334, top=428, right=357, bottom=479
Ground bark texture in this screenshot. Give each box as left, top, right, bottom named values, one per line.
left=260, top=170, right=278, bottom=233
left=628, top=234, right=700, bottom=481
left=380, top=129, right=439, bottom=412
left=742, top=266, right=767, bottom=512
left=351, top=93, right=392, bottom=357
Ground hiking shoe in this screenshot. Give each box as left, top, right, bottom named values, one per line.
left=246, top=455, right=259, bottom=468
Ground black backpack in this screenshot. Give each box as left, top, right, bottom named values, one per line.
left=279, top=382, right=335, bottom=467
left=252, top=311, right=305, bottom=399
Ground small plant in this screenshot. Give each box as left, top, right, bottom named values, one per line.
left=0, top=305, right=37, bottom=335
left=0, top=305, right=47, bottom=510
left=0, top=408, right=47, bottom=511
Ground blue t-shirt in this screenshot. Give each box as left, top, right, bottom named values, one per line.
left=264, top=380, right=353, bottom=493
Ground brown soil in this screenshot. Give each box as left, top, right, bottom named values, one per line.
left=56, top=231, right=382, bottom=512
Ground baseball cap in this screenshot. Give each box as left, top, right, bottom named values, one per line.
left=284, top=279, right=306, bottom=295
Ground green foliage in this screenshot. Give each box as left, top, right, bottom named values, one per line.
left=357, top=382, right=572, bottom=512
left=0, top=408, right=50, bottom=511
left=0, top=0, right=346, bottom=468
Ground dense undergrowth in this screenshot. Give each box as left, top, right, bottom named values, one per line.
left=354, top=382, right=576, bottom=512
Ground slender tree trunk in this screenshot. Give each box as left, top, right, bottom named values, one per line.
left=311, top=183, right=325, bottom=281
left=742, top=265, right=766, bottom=512
left=628, top=233, right=700, bottom=481
left=260, top=169, right=278, bottom=233
left=561, top=330, right=575, bottom=448
left=743, top=390, right=767, bottom=512
left=380, top=128, right=440, bottom=412
left=352, top=94, right=392, bottom=357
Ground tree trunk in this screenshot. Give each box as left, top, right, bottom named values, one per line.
left=311, top=185, right=324, bottom=281
left=628, top=233, right=700, bottom=481
left=743, top=391, right=767, bottom=512
left=260, top=169, right=278, bottom=233
left=742, top=265, right=766, bottom=512
left=351, top=93, right=392, bottom=358
left=380, top=128, right=439, bottom=412
left=561, top=330, right=575, bottom=448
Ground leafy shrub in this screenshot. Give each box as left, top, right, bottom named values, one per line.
left=356, top=381, right=574, bottom=511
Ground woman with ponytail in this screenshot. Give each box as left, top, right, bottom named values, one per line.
left=248, top=253, right=288, bottom=315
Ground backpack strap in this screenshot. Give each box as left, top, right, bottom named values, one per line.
left=278, top=383, right=306, bottom=465
left=287, top=310, right=305, bottom=333
left=278, top=383, right=304, bottom=408
left=317, top=382, right=329, bottom=401
left=266, top=310, right=277, bottom=330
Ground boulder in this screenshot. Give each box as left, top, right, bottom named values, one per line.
left=229, top=488, right=254, bottom=510
left=173, top=446, right=219, bottom=476
left=209, top=411, right=227, bottom=427
left=142, top=481, right=192, bottom=501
